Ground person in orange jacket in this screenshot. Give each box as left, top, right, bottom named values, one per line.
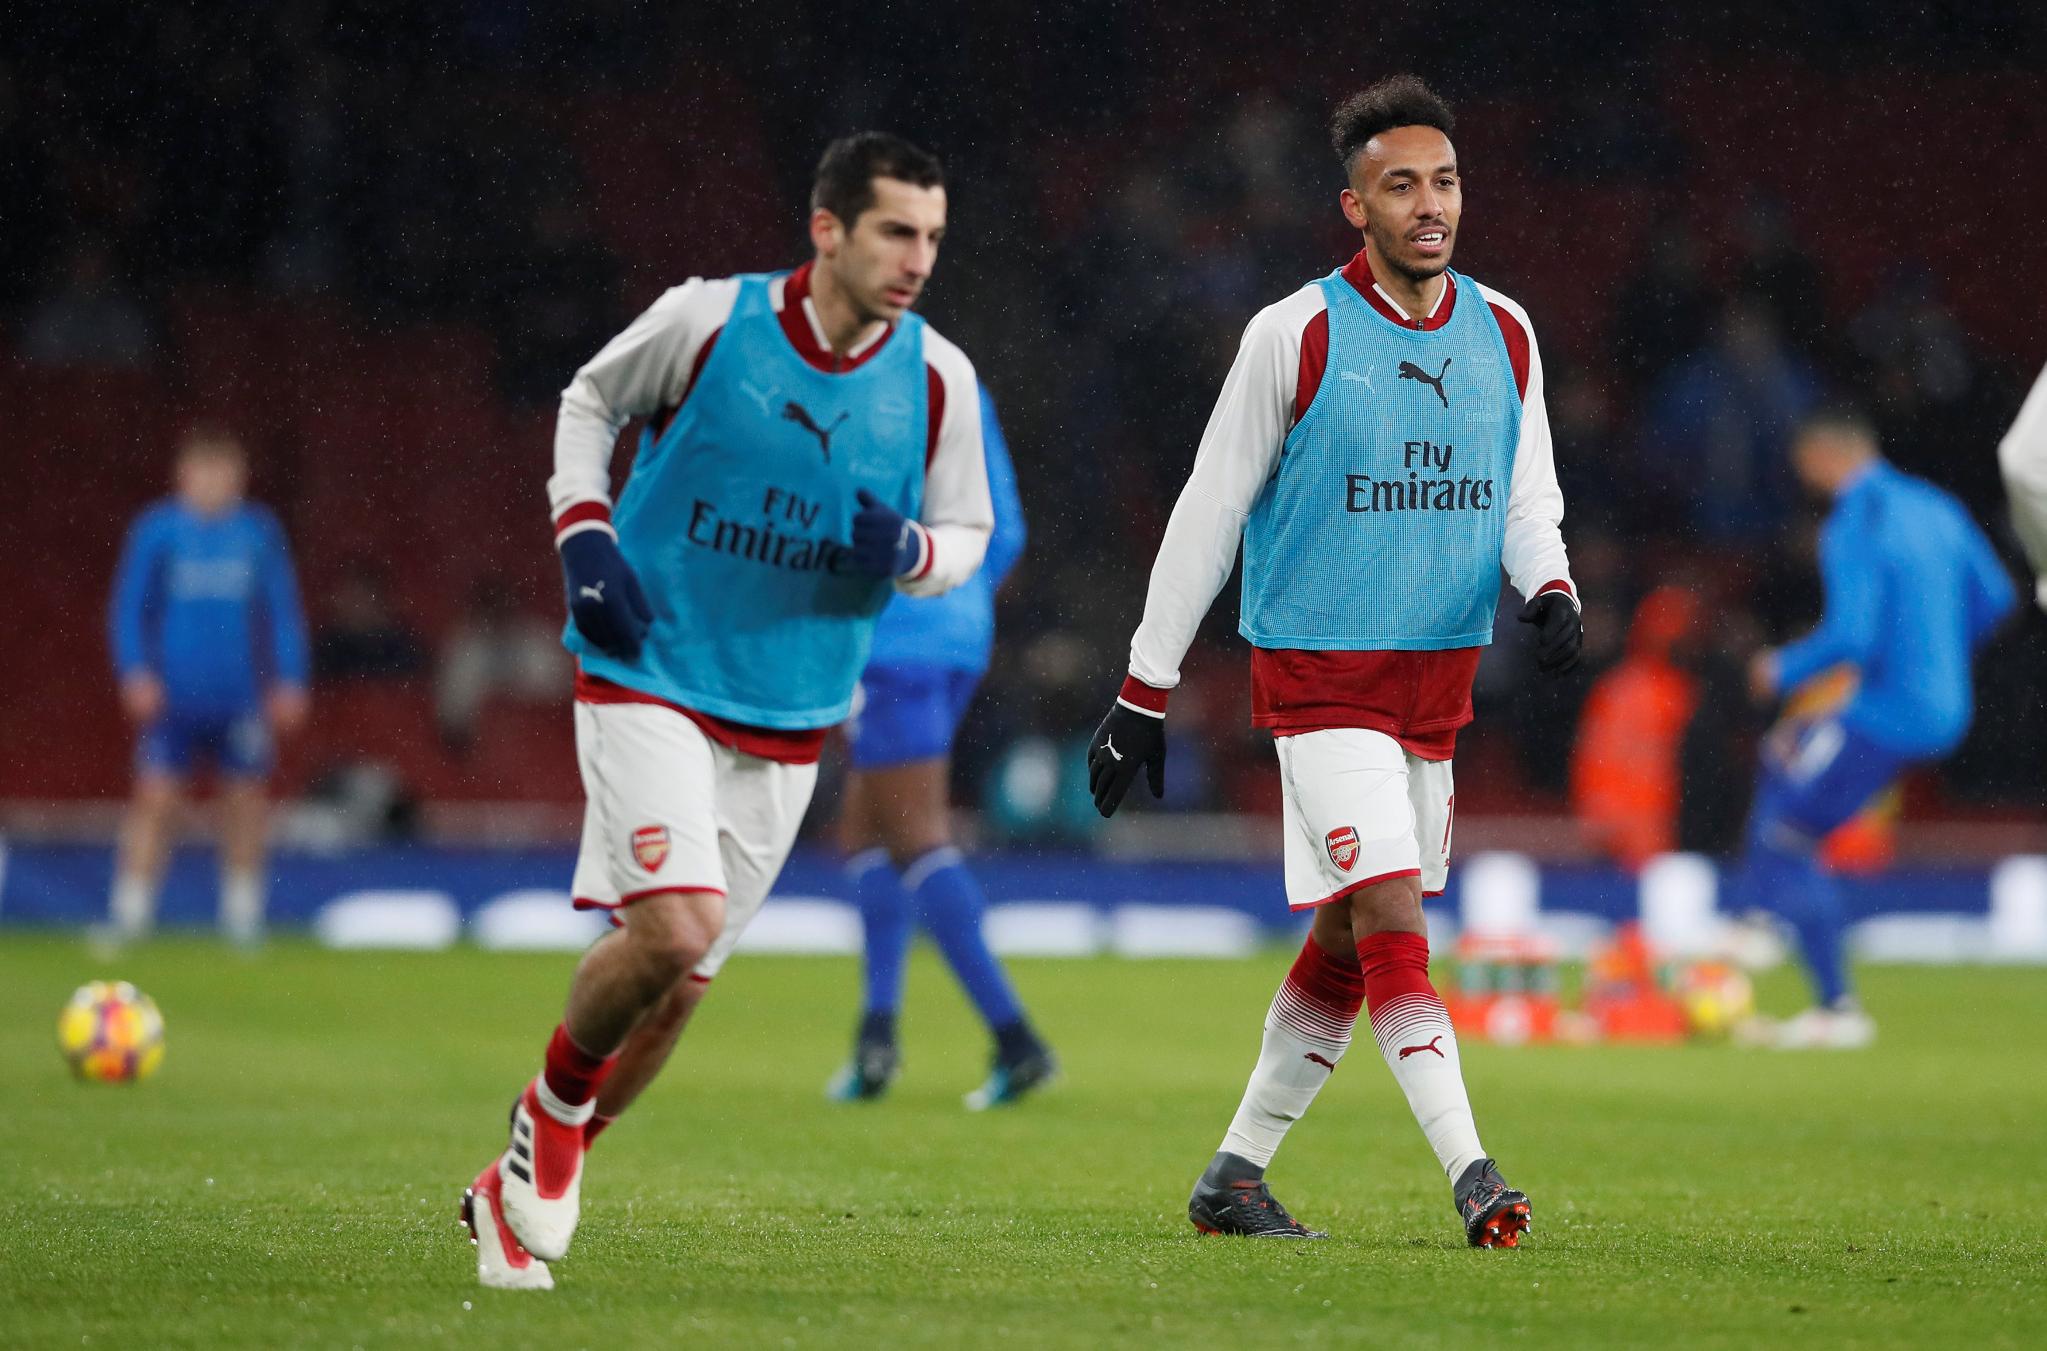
left=1571, top=586, right=1701, bottom=872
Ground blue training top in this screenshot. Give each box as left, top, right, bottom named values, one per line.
left=1775, top=460, right=2015, bottom=757
left=570, top=272, right=930, bottom=729
left=866, top=384, right=1024, bottom=675
left=1241, top=267, right=1522, bottom=650
left=108, top=499, right=309, bottom=714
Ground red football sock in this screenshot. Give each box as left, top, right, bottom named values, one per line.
left=542, top=1024, right=616, bottom=1108
left=583, top=1113, right=616, bottom=1147
left=1273, top=934, right=1366, bottom=1041
left=1356, top=930, right=1433, bottom=1007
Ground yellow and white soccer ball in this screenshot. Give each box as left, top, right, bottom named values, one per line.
left=1674, top=960, right=1755, bottom=1040
left=56, top=980, right=165, bottom=1083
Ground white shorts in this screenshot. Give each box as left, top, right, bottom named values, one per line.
left=1275, top=727, right=1455, bottom=911
left=568, top=700, right=818, bottom=980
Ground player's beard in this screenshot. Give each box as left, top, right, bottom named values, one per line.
left=1370, top=220, right=1453, bottom=285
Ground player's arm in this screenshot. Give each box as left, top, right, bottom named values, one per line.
left=1960, top=512, right=2018, bottom=645
left=1768, top=521, right=1881, bottom=696
left=980, top=385, right=1028, bottom=589
left=108, top=511, right=166, bottom=722
left=1089, top=304, right=1293, bottom=815
left=853, top=339, right=993, bottom=596
left=1493, top=297, right=1583, bottom=676
left=1997, top=362, right=2047, bottom=612
left=258, top=511, right=312, bottom=733
left=550, top=281, right=723, bottom=656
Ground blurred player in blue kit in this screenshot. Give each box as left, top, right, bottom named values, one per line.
left=1743, top=407, right=2015, bottom=1048
left=829, top=384, right=1056, bottom=1108
left=104, top=427, right=310, bottom=946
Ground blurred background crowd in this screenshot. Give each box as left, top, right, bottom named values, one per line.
left=4, top=1, right=2042, bottom=864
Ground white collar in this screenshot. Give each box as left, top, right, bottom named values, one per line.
left=801, top=293, right=886, bottom=360
left=1372, top=274, right=1451, bottom=324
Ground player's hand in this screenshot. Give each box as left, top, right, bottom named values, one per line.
left=1087, top=701, right=1167, bottom=817
left=267, top=685, right=310, bottom=737
left=121, top=672, right=164, bottom=723
left=1747, top=649, right=1780, bottom=705
left=1516, top=591, right=1583, bottom=676
left=849, top=489, right=927, bottom=578
left=560, top=531, right=654, bottom=660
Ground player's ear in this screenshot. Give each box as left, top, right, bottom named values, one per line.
left=1339, top=186, right=1369, bottom=232
left=809, top=208, right=844, bottom=258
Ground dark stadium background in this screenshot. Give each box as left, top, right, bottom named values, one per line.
left=3, top=1, right=2042, bottom=862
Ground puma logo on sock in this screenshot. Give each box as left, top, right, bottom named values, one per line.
left=1397, top=1034, right=1445, bottom=1061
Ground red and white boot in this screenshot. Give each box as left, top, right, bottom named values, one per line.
left=497, top=1078, right=589, bottom=1262
left=461, top=1160, right=554, bottom=1290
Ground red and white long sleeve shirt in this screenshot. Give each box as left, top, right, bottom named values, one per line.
left=1121, top=249, right=1576, bottom=760
left=548, top=262, right=992, bottom=762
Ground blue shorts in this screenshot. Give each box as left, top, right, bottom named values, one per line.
left=845, top=665, right=983, bottom=770
left=137, top=707, right=273, bottom=778
left=1747, top=718, right=1911, bottom=850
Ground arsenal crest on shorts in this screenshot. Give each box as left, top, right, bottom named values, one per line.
left=1325, top=825, right=1360, bottom=872
left=631, top=825, right=670, bottom=872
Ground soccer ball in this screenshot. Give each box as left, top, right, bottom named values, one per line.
left=1674, top=961, right=1755, bottom=1039
left=56, top=980, right=165, bottom=1083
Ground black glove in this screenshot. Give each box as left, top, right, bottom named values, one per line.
left=1087, top=701, right=1167, bottom=817
left=1517, top=590, right=1583, bottom=676
left=561, top=530, right=654, bottom=659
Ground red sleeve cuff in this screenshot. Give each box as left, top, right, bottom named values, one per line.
left=906, top=523, right=935, bottom=581
left=1535, top=578, right=1577, bottom=606
left=553, top=501, right=614, bottom=543
left=1117, top=674, right=1170, bottom=717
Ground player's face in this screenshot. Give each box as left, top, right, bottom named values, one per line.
left=176, top=451, right=246, bottom=516
left=815, top=178, right=947, bottom=324
left=1340, top=126, right=1461, bottom=283
left=1791, top=430, right=1867, bottom=498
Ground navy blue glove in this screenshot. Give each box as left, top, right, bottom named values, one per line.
left=560, top=530, right=653, bottom=659
left=1517, top=590, right=1583, bottom=676
left=850, top=489, right=925, bottom=578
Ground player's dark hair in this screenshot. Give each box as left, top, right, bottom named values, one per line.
left=811, top=132, right=944, bottom=228
left=1331, top=75, right=1455, bottom=174
left=1797, top=401, right=1880, bottom=448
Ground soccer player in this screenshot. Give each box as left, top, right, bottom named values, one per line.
left=104, top=427, right=309, bottom=947
left=1741, top=407, right=2015, bottom=1049
left=1084, top=76, right=1580, bottom=1249
left=827, top=383, right=1056, bottom=1109
left=461, top=132, right=992, bottom=1291
left=1999, top=363, right=2047, bottom=613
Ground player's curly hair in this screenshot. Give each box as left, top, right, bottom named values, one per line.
left=812, top=132, right=944, bottom=227
left=1330, top=76, right=1455, bottom=173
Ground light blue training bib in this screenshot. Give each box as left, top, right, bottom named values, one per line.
left=1241, top=269, right=1522, bottom=650
left=570, top=272, right=929, bottom=727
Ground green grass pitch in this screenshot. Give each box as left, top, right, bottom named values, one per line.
left=4, top=935, right=2044, bottom=1348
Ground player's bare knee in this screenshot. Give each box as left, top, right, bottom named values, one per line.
left=886, top=830, right=952, bottom=872
left=1347, top=875, right=1426, bottom=936
left=624, top=890, right=724, bottom=983
left=1308, top=901, right=1356, bottom=954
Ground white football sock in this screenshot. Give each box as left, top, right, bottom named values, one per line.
left=1217, top=952, right=1361, bottom=1168
left=219, top=871, right=266, bottom=942
left=534, top=1074, right=596, bottom=1129
left=109, top=874, right=157, bottom=939
left=1367, top=991, right=1485, bottom=1181
left=1219, top=1018, right=1350, bottom=1167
